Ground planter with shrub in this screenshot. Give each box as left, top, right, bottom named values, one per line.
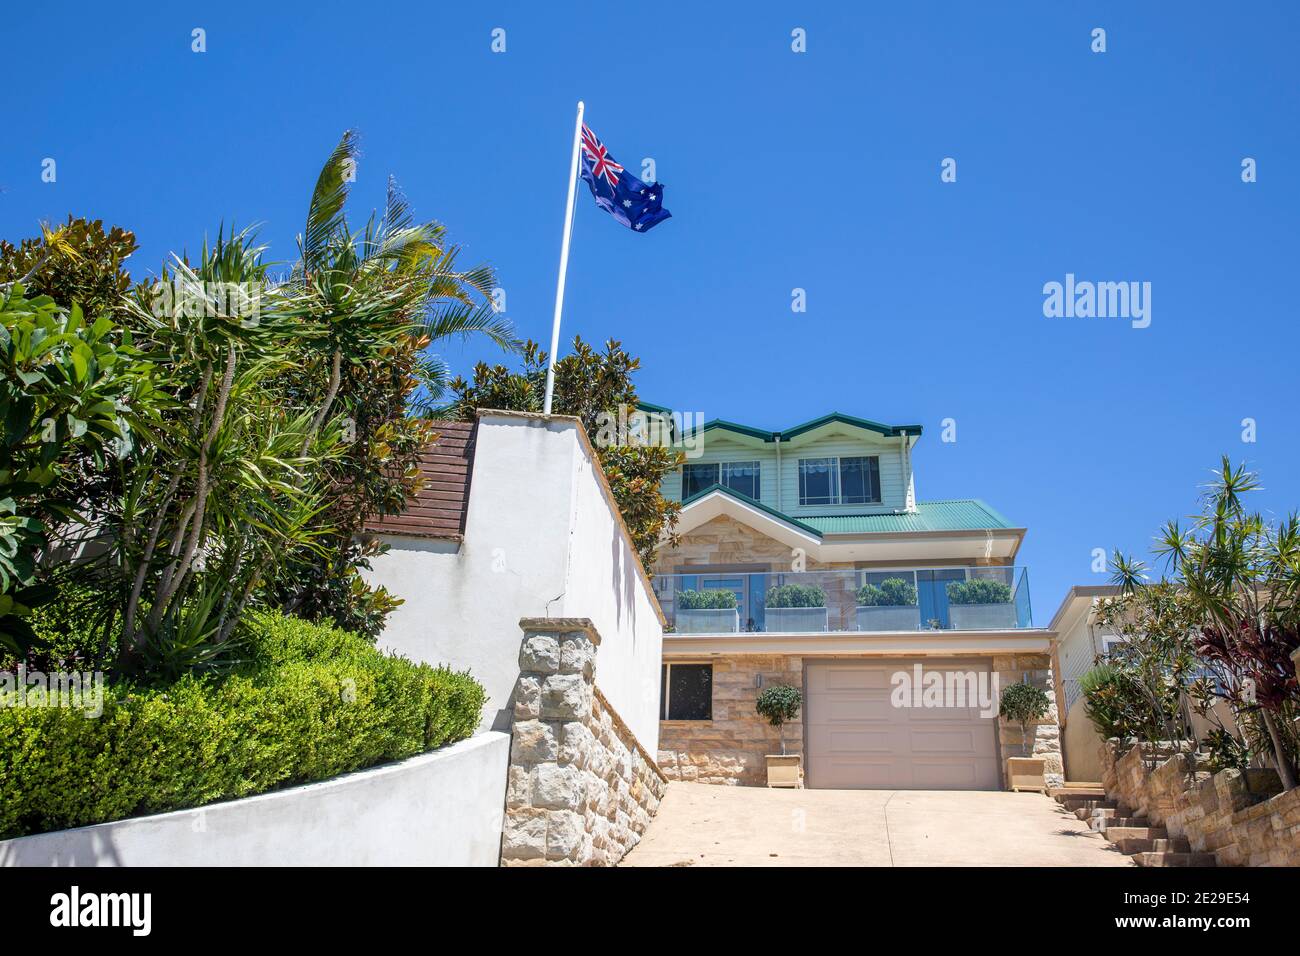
left=999, top=680, right=1051, bottom=792
left=755, top=683, right=803, bottom=788
left=946, top=578, right=1016, bottom=630
left=855, top=577, right=920, bottom=631
left=673, top=588, right=740, bottom=633
left=764, top=583, right=828, bottom=633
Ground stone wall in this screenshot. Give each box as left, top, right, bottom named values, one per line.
left=501, top=618, right=668, bottom=866
left=652, top=515, right=851, bottom=575
left=659, top=653, right=1061, bottom=790
left=658, top=654, right=803, bottom=786
left=1101, top=739, right=1300, bottom=866
left=994, top=653, right=1064, bottom=789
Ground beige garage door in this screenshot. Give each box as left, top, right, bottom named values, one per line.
left=805, top=659, right=1000, bottom=790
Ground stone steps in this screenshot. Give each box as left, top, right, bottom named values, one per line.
left=1131, top=851, right=1218, bottom=867
left=1113, top=835, right=1191, bottom=854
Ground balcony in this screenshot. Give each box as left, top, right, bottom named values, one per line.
left=652, top=566, right=1033, bottom=634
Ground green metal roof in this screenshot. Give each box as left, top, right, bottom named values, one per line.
left=679, top=483, right=824, bottom=537
left=678, top=485, right=1016, bottom=536
left=798, top=500, right=1016, bottom=535
left=635, top=403, right=922, bottom=441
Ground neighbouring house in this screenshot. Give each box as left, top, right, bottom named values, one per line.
left=644, top=406, right=1063, bottom=790
left=1048, top=585, right=1121, bottom=782
left=1050, top=584, right=1242, bottom=784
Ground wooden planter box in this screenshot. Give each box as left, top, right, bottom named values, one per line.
left=1007, top=756, right=1047, bottom=793
left=765, top=754, right=803, bottom=789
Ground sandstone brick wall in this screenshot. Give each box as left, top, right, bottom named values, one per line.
left=500, top=619, right=668, bottom=866
left=993, top=653, right=1064, bottom=789
left=652, top=515, right=851, bottom=576
left=1101, top=739, right=1300, bottom=866
left=657, top=654, right=803, bottom=786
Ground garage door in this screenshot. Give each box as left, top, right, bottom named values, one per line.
left=805, top=659, right=1000, bottom=790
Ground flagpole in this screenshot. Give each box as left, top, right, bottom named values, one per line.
left=543, top=100, right=585, bottom=417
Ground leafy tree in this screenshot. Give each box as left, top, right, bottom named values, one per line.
left=0, top=286, right=161, bottom=655
left=0, top=217, right=137, bottom=320
left=446, top=336, right=683, bottom=566
left=1109, top=457, right=1300, bottom=789
left=999, top=681, right=1050, bottom=756
left=755, top=684, right=802, bottom=754
left=265, top=131, right=517, bottom=636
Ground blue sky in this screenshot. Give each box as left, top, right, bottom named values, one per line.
left=4, top=2, right=1298, bottom=621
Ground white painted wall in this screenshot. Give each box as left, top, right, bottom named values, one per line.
left=365, top=413, right=664, bottom=750
left=0, top=732, right=510, bottom=867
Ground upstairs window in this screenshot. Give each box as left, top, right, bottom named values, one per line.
left=682, top=461, right=761, bottom=500
left=682, top=462, right=718, bottom=499
left=721, top=460, right=760, bottom=500
left=799, top=455, right=880, bottom=506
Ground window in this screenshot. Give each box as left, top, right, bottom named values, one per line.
left=682, top=462, right=718, bottom=499
left=721, top=460, right=760, bottom=500
left=682, top=461, right=761, bottom=500
left=798, top=456, right=880, bottom=505
left=660, top=663, right=712, bottom=720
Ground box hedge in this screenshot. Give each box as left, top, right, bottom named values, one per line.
left=0, top=610, right=485, bottom=839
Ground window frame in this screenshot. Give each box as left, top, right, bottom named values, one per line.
left=798, top=455, right=881, bottom=506
left=681, top=462, right=720, bottom=499
left=660, top=662, right=713, bottom=721
left=720, top=459, right=761, bottom=500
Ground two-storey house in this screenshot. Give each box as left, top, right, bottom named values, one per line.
left=644, top=406, right=1061, bottom=791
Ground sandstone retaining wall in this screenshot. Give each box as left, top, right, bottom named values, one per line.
left=500, top=618, right=667, bottom=866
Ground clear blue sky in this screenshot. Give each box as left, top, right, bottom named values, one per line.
left=4, top=2, right=1297, bottom=623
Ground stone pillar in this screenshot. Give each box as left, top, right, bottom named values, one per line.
left=500, top=618, right=667, bottom=866
left=994, top=653, right=1065, bottom=789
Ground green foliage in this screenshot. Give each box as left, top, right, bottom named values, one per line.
left=446, top=336, right=683, bottom=567
left=1105, top=457, right=1300, bottom=788
left=1078, top=663, right=1143, bottom=741
left=766, top=583, right=825, bottom=608
left=999, top=680, right=1050, bottom=756
left=0, top=611, right=485, bottom=839
left=755, top=684, right=802, bottom=726
left=0, top=217, right=138, bottom=320
left=676, top=588, right=738, bottom=610
left=945, top=578, right=1012, bottom=605
left=0, top=286, right=162, bottom=654
left=856, top=577, right=917, bottom=607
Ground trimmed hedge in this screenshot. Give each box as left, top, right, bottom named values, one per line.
left=766, top=583, right=826, bottom=608
left=676, top=588, right=738, bottom=610
left=0, top=610, right=485, bottom=840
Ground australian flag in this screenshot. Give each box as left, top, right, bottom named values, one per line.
left=578, top=124, right=671, bottom=233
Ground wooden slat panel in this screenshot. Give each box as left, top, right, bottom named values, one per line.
left=364, top=420, right=477, bottom=539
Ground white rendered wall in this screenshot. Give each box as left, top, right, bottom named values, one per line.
left=0, top=732, right=510, bottom=867
left=366, top=413, right=664, bottom=748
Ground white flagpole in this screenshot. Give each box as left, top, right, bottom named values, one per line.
left=543, top=100, right=585, bottom=416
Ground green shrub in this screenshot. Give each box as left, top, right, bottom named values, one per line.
left=755, top=683, right=802, bottom=755
left=999, top=680, right=1051, bottom=756
left=766, top=583, right=825, bottom=608
left=856, top=577, right=917, bottom=607
left=0, top=611, right=485, bottom=839
left=946, top=578, right=1012, bottom=606
left=675, top=588, right=738, bottom=611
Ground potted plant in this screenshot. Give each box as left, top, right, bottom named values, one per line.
left=756, top=683, right=803, bottom=787
left=946, top=577, right=1016, bottom=630
left=1000, top=681, right=1051, bottom=792
left=764, top=583, right=828, bottom=632
left=855, top=577, right=920, bottom=631
left=674, top=588, right=740, bottom=633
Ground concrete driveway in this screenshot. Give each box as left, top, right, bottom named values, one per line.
left=621, top=783, right=1135, bottom=867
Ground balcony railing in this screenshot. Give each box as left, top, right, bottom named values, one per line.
left=652, top=566, right=1033, bottom=634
